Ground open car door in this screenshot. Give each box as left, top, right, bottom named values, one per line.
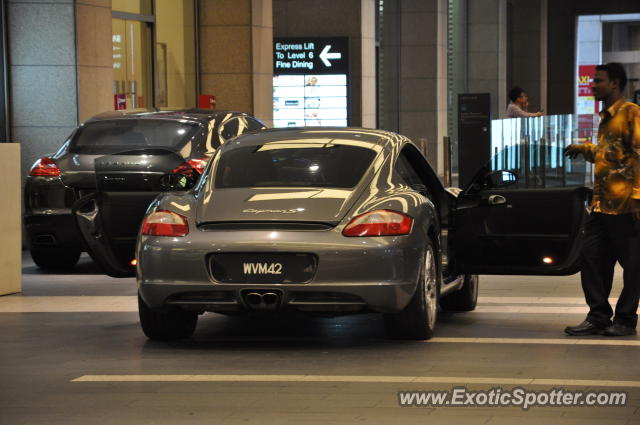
left=450, top=143, right=592, bottom=275
left=72, top=148, right=196, bottom=277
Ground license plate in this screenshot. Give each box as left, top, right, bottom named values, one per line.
left=242, top=262, right=284, bottom=276
left=209, top=253, right=316, bottom=284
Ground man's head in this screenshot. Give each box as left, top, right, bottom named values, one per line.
left=593, top=63, right=627, bottom=103
left=509, top=86, right=527, bottom=107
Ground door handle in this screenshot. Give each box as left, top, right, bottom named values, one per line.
left=488, top=194, right=507, bottom=205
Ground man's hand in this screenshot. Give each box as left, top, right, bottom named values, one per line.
left=632, top=199, right=640, bottom=221
left=564, top=145, right=582, bottom=159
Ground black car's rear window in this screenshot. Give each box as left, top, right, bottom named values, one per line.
left=69, top=119, right=201, bottom=154
left=214, top=142, right=378, bottom=188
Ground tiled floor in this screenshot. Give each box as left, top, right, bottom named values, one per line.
left=0, top=253, right=639, bottom=424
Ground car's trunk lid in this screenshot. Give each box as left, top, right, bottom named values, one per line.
left=196, top=187, right=362, bottom=226
left=72, top=148, right=189, bottom=277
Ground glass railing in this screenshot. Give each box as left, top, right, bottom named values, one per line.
left=489, top=114, right=597, bottom=189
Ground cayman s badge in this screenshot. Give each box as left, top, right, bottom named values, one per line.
left=242, top=208, right=303, bottom=214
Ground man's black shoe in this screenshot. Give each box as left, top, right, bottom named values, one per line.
left=564, top=320, right=606, bottom=336
left=603, top=323, right=637, bottom=337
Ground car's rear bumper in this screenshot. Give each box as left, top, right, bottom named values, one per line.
left=137, top=229, right=425, bottom=314
left=24, top=213, right=83, bottom=250
left=24, top=176, right=84, bottom=251
left=138, top=280, right=416, bottom=314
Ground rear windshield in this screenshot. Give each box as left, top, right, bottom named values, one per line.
left=214, top=143, right=378, bottom=188
left=69, top=119, right=201, bottom=154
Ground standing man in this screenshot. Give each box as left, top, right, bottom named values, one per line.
left=505, top=86, right=544, bottom=118
left=564, top=62, right=640, bottom=336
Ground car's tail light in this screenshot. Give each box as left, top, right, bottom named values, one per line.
left=29, top=157, right=60, bottom=177
left=141, top=210, right=189, bottom=237
left=342, top=209, right=413, bottom=237
left=171, top=157, right=209, bottom=177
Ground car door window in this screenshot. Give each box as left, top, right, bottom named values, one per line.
left=246, top=117, right=266, bottom=131
left=396, top=154, right=420, bottom=186
left=476, top=144, right=592, bottom=191
left=219, top=117, right=241, bottom=143
left=219, top=116, right=267, bottom=144
left=395, top=148, right=431, bottom=197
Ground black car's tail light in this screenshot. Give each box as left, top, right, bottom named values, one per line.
left=171, top=157, right=210, bottom=177
left=29, top=157, right=61, bottom=177
left=141, top=210, right=189, bottom=237
left=342, top=210, right=413, bottom=237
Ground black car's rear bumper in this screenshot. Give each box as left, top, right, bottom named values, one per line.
left=24, top=213, right=84, bottom=250
left=24, top=176, right=86, bottom=251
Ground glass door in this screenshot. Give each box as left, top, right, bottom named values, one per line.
left=112, top=19, right=152, bottom=109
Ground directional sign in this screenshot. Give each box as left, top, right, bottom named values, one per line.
left=319, top=45, right=341, bottom=67
left=273, top=37, right=349, bottom=75
left=273, top=37, right=350, bottom=128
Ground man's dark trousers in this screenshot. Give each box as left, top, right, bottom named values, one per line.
left=581, top=212, right=640, bottom=328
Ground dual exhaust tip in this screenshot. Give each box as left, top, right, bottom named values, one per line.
left=244, top=291, right=281, bottom=310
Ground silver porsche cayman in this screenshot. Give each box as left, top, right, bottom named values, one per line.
left=135, top=127, right=479, bottom=340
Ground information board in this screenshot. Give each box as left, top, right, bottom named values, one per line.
left=273, top=37, right=349, bottom=128
left=458, top=93, right=491, bottom=188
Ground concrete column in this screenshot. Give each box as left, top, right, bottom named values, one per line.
left=76, top=0, right=113, bottom=122
left=577, top=15, right=602, bottom=67
left=467, top=0, right=507, bottom=119
left=398, top=0, right=447, bottom=173
left=8, top=0, right=78, bottom=180
left=508, top=0, right=547, bottom=113
left=273, top=0, right=375, bottom=127
left=199, top=0, right=273, bottom=125
left=0, top=144, right=21, bottom=295
left=360, top=0, right=376, bottom=128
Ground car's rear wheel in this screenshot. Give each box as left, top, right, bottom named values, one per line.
left=440, top=274, right=479, bottom=311
left=138, top=294, right=198, bottom=340
left=30, top=246, right=81, bottom=270
left=384, top=238, right=439, bottom=340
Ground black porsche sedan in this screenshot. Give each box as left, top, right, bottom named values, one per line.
left=24, top=109, right=266, bottom=270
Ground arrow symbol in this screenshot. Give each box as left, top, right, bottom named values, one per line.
left=319, top=45, right=341, bottom=67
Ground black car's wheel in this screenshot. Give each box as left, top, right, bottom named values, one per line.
left=384, top=238, right=440, bottom=340
left=138, top=294, right=198, bottom=340
left=440, top=274, right=479, bottom=312
left=30, top=246, right=81, bottom=270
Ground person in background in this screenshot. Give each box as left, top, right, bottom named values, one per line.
left=564, top=62, right=640, bottom=337
left=506, top=86, right=544, bottom=118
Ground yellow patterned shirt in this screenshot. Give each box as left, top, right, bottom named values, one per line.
left=576, top=98, right=640, bottom=215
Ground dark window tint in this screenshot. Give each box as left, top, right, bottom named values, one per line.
left=246, top=118, right=266, bottom=131
left=219, top=117, right=266, bottom=143
left=395, top=152, right=424, bottom=187
left=69, top=119, right=201, bottom=154
left=214, top=143, right=377, bottom=188
left=219, top=118, right=241, bottom=142
left=395, top=149, right=434, bottom=198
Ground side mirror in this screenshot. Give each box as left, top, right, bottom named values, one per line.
left=487, top=170, right=518, bottom=188
left=159, top=173, right=196, bottom=191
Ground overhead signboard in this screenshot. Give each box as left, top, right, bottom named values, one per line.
left=273, top=37, right=349, bottom=128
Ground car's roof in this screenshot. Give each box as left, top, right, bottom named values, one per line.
left=84, top=109, right=250, bottom=125
left=224, top=127, right=404, bottom=151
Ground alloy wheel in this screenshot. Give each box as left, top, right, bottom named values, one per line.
left=423, top=248, right=437, bottom=330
